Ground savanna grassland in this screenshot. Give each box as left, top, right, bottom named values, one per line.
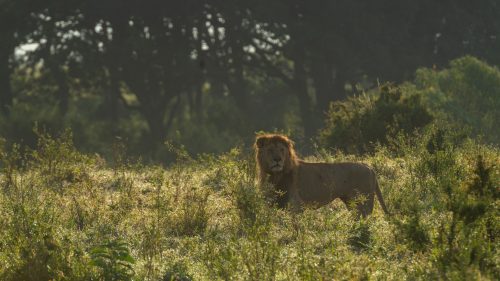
left=0, top=126, right=498, bottom=281
left=1, top=0, right=500, bottom=278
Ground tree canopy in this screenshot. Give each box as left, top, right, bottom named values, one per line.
left=1, top=0, right=499, bottom=159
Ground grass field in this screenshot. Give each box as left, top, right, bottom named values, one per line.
left=0, top=129, right=498, bottom=280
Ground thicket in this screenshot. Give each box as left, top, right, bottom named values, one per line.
left=414, top=56, right=500, bottom=144
left=318, top=84, right=433, bottom=154
left=319, top=56, right=500, bottom=154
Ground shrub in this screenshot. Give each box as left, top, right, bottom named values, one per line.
left=90, top=239, right=136, bottom=281
left=319, top=84, right=433, bottom=154
left=415, top=56, right=500, bottom=144
left=161, top=262, right=193, bottom=281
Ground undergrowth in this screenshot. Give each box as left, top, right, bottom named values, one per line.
left=0, top=128, right=498, bottom=280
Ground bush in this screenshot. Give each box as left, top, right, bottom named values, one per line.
left=319, top=84, right=433, bottom=154
left=415, top=56, right=500, bottom=144
left=90, top=240, right=136, bottom=281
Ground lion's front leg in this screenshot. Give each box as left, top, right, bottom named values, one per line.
left=287, top=173, right=304, bottom=213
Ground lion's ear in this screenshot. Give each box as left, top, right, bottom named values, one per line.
left=256, top=137, right=266, bottom=148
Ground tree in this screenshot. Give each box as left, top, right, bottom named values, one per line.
left=2, top=0, right=499, bottom=155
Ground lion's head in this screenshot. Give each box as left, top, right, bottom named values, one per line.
left=254, top=134, right=298, bottom=175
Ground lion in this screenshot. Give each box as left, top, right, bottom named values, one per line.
left=255, top=134, right=389, bottom=217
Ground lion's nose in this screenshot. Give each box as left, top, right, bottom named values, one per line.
left=274, top=156, right=282, bottom=162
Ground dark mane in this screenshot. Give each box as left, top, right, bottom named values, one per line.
left=254, top=133, right=299, bottom=194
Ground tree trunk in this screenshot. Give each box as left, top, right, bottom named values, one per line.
left=142, top=103, right=167, bottom=149
left=141, top=96, right=180, bottom=149
left=0, top=51, right=13, bottom=115
left=225, top=14, right=248, bottom=112
left=292, top=48, right=315, bottom=139
left=106, top=66, right=121, bottom=121
left=332, top=69, right=348, bottom=101
left=104, top=19, right=128, bottom=122
left=311, top=58, right=335, bottom=118
left=51, top=64, right=69, bottom=116
left=228, top=51, right=247, bottom=112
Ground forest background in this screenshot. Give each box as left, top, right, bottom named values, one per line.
left=1, top=0, right=499, bottom=161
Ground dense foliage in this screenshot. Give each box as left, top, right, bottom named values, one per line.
left=319, top=84, right=433, bottom=154
left=414, top=56, right=500, bottom=144
left=319, top=56, right=500, bottom=154
left=0, top=126, right=498, bottom=280
left=1, top=1, right=499, bottom=159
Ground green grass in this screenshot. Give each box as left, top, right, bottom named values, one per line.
left=0, top=129, right=498, bottom=280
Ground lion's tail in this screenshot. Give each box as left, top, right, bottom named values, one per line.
left=375, top=178, right=390, bottom=215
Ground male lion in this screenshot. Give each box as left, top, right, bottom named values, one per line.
left=255, top=134, right=389, bottom=217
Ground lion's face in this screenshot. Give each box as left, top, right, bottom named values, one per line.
left=256, top=135, right=295, bottom=174
left=262, top=142, right=289, bottom=172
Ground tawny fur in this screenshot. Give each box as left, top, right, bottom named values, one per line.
left=255, top=134, right=389, bottom=216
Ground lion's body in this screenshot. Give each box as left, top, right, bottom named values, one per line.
left=294, top=161, right=387, bottom=215
left=255, top=134, right=389, bottom=216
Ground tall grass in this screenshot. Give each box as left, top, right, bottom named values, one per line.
left=0, top=128, right=498, bottom=280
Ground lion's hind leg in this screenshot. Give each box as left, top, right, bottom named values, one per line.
left=341, top=193, right=374, bottom=218
left=356, top=193, right=374, bottom=218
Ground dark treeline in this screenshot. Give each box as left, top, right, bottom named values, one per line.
left=1, top=0, right=499, bottom=160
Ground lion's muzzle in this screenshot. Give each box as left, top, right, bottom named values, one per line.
left=270, top=161, right=284, bottom=172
